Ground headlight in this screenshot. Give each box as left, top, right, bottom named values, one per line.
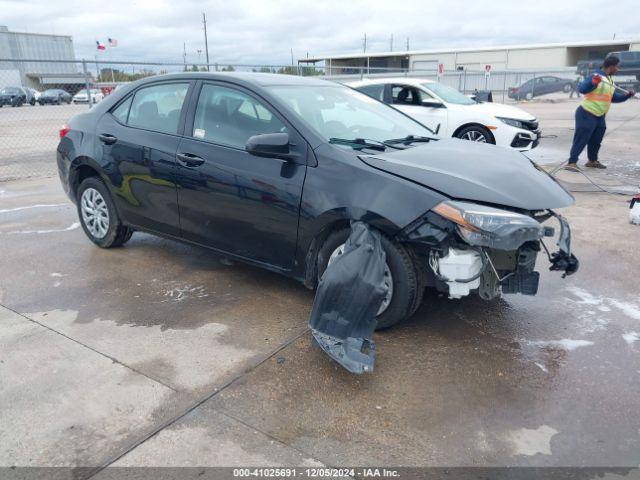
left=432, top=200, right=543, bottom=250
left=496, top=117, right=525, bottom=129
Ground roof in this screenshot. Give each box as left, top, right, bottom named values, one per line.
left=347, top=77, right=433, bottom=87
left=300, top=39, right=640, bottom=62
left=136, top=71, right=333, bottom=87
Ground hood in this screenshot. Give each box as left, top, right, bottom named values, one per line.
left=450, top=101, right=536, bottom=121
left=359, top=139, right=574, bottom=211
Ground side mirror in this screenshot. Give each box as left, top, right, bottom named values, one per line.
left=246, top=133, right=292, bottom=159
left=422, top=99, right=445, bottom=108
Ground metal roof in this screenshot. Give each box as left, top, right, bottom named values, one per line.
left=299, top=39, right=640, bottom=63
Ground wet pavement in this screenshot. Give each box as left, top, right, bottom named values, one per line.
left=1, top=98, right=640, bottom=473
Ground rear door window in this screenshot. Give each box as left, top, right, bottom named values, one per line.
left=357, top=84, right=385, bottom=102
left=127, top=83, right=189, bottom=134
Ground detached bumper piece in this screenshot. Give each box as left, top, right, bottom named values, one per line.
left=548, top=213, right=579, bottom=278
left=308, top=222, right=388, bottom=374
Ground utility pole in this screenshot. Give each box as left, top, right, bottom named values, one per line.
left=202, top=12, right=210, bottom=71
left=389, top=34, right=393, bottom=52
left=363, top=33, right=367, bottom=53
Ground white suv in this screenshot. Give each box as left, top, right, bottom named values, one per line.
left=348, top=78, right=541, bottom=151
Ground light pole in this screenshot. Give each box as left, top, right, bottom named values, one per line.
left=202, top=13, right=210, bottom=71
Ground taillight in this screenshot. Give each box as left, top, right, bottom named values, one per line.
left=59, top=124, right=70, bottom=139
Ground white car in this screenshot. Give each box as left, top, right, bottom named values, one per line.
left=72, top=89, right=104, bottom=105
left=348, top=78, right=541, bottom=151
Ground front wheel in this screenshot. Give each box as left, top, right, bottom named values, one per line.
left=77, top=177, right=133, bottom=248
left=525, top=92, right=533, bottom=100
left=456, top=125, right=494, bottom=144
left=317, top=228, right=423, bottom=330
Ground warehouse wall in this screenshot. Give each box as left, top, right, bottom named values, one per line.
left=502, top=47, right=567, bottom=69
left=411, top=47, right=566, bottom=71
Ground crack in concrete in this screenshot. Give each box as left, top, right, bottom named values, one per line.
left=82, top=326, right=314, bottom=478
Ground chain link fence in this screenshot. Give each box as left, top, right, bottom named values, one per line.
left=1, top=58, right=638, bottom=182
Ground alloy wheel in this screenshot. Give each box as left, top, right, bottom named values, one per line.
left=80, top=188, right=110, bottom=239
left=460, top=130, right=488, bottom=142
left=327, top=244, right=394, bottom=315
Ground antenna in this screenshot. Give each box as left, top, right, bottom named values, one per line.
left=389, top=34, right=393, bottom=52
left=363, top=33, right=367, bottom=53
left=406, top=37, right=410, bottom=51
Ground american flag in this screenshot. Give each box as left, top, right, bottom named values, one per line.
left=108, top=38, right=118, bottom=47
left=96, top=41, right=106, bottom=51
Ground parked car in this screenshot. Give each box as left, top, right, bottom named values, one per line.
left=0, top=86, right=28, bottom=107
left=26, top=88, right=40, bottom=104
left=73, top=88, right=104, bottom=104
left=39, top=89, right=72, bottom=105
left=349, top=78, right=540, bottom=150
left=57, top=73, right=578, bottom=344
left=508, top=76, right=574, bottom=101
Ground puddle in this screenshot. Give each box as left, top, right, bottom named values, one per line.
left=508, top=425, right=558, bottom=456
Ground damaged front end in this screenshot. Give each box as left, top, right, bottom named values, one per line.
left=401, top=201, right=579, bottom=301
left=310, top=206, right=578, bottom=375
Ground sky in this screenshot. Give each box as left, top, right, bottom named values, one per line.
left=1, top=0, right=638, bottom=66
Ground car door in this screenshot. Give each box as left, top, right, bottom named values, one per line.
left=94, top=81, right=192, bottom=236
left=542, top=76, right=559, bottom=94
left=388, top=84, right=447, bottom=134
left=175, top=81, right=307, bottom=270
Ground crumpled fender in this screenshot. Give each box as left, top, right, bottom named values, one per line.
left=308, top=222, right=388, bottom=374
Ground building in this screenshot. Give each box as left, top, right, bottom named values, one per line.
left=0, top=25, right=86, bottom=90
left=299, top=39, right=640, bottom=74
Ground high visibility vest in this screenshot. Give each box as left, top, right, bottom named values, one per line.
left=581, top=75, right=615, bottom=117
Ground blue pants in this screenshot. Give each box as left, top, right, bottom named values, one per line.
left=569, top=106, right=606, bottom=164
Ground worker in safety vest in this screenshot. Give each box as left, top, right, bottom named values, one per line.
left=565, top=56, right=635, bottom=171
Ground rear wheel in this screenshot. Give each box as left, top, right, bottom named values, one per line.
left=456, top=125, right=494, bottom=144
left=562, top=83, right=572, bottom=93
left=317, top=228, right=422, bottom=330
left=77, top=177, right=133, bottom=248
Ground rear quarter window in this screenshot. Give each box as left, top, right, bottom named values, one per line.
left=111, top=96, right=132, bottom=123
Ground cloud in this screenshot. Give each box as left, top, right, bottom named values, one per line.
left=1, top=0, right=637, bottom=65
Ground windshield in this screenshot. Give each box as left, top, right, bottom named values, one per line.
left=1, top=88, right=21, bottom=95
left=43, top=90, right=59, bottom=95
left=422, top=82, right=476, bottom=105
left=267, top=85, right=434, bottom=144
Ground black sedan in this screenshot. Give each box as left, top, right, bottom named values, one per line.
left=0, top=86, right=28, bottom=107
left=508, top=76, right=574, bottom=100
left=57, top=72, right=578, bottom=337
left=39, top=89, right=72, bottom=105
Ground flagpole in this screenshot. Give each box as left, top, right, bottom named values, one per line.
left=109, top=43, right=115, bottom=84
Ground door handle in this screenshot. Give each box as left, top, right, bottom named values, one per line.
left=176, top=153, right=205, bottom=168
left=98, top=133, right=117, bottom=145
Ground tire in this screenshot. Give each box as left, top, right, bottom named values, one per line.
left=562, top=83, right=572, bottom=93
left=77, top=177, right=133, bottom=248
left=30, top=98, right=35, bottom=106
left=455, top=125, right=494, bottom=144
left=317, top=228, right=422, bottom=330
left=525, top=92, right=533, bottom=101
